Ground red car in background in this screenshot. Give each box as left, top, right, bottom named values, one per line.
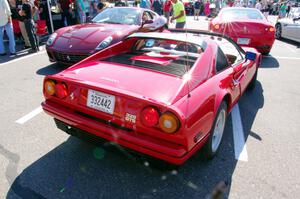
left=42, top=30, right=261, bottom=165
left=46, top=7, right=166, bottom=65
left=209, top=7, right=275, bottom=55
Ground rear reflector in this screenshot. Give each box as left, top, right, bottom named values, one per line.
left=159, top=112, right=179, bottom=133
left=44, top=80, right=56, bottom=96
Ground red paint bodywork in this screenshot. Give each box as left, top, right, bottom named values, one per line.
left=42, top=33, right=261, bottom=165
left=46, top=8, right=162, bottom=65
left=209, top=8, right=275, bottom=54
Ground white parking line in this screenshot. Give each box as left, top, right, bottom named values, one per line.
left=264, top=56, right=300, bottom=60
left=0, top=50, right=46, bottom=66
left=231, top=104, right=248, bottom=162
left=284, top=44, right=297, bottom=53
left=15, top=106, right=43, bottom=125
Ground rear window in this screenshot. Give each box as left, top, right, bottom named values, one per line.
left=221, top=9, right=264, bottom=20
left=103, top=38, right=205, bottom=77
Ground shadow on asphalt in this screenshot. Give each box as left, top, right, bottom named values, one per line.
left=239, top=82, right=264, bottom=142
left=0, top=49, right=32, bottom=64
left=277, top=38, right=300, bottom=48
left=0, top=43, right=47, bottom=64
left=36, top=63, right=67, bottom=76
left=6, top=83, right=265, bottom=199
left=261, top=56, right=280, bottom=68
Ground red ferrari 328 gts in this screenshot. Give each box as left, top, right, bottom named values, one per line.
left=209, top=7, right=275, bottom=55
left=42, top=30, right=261, bottom=165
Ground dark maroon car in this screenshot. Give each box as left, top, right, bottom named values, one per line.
left=46, top=7, right=166, bottom=65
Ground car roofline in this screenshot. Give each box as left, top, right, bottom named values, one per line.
left=126, top=32, right=207, bottom=49
left=168, top=28, right=245, bottom=54
left=169, top=29, right=246, bottom=54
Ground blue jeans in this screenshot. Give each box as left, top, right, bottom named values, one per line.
left=0, top=22, right=16, bottom=54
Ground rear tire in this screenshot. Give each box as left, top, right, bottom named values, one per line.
left=275, top=23, right=282, bottom=39
left=261, top=51, right=270, bottom=56
left=203, top=101, right=227, bottom=159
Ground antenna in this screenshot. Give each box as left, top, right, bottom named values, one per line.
left=184, top=17, right=191, bottom=128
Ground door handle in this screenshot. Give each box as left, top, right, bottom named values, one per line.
left=232, top=79, right=239, bottom=86
left=232, top=73, right=245, bottom=87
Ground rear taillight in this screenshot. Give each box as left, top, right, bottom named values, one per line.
left=141, top=107, right=160, bottom=127
left=140, top=106, right=180, bottom=134
left=159, top=112, right=179, bottom=134
left=266, top=27, right=275, bottom=32
left=214, top=24, right=220, bottom=30
left=44, top=79, right=68, bottom=99
left=55, top=83, right=68, bottom=99
left=44, top=80, right=56, bottom=96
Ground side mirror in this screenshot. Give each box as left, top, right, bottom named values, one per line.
left=245, top=51, right=257, bottom=61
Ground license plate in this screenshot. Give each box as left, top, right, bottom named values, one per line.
left=87, top=89, right=115, bottom=114
left=237, top=38, right=250, bottom=45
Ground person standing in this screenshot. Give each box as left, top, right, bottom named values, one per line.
left=58, top=0, right=72, bottom=26
left=194, top=0, right=200, bottom=20
left=96, top=1, right=105, bottom=13
left=140, top=0, right=151, bottom=9
left=19, top=0, right=38, bottom=53
left=0, top=0, right=16, bottom=55
left=170, top=0, right=186, bottom=29
left=16, top=0, right=30, bottom=48
left=153, top=0, right=161, bottom=15
left=255, top=0, right=262, bottom=11
left=39, top=0, right=52, bottom=34
left=204, top=0, right=210, bottom=16
left=163, top=0, right=171, bottom=19
left=278, top=3, right=286, bottom=19
left=76, top=0, right=85, bottom=23
left=115, top=0, right=126, bottom=7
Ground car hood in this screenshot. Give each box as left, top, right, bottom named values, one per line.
left=57, top=60, right=188, bottom=105
left=53, top=23, right=139, bottom=54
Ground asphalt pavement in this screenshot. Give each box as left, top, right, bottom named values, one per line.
left=0, top=16, right=300, bottom=199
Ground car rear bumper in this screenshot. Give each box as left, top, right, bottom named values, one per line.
left=231, top=35, right=275, bottom=53
left=42, top=100, right=209, bottom=165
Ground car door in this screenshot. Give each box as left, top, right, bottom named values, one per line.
left=215, top=47, right=240, bottom=105
left=282, top=18, right=299, bottom=39
left=289, top=18, right=300, bottom=42
left=217, top=39, right=253, bottom=94
left=282, top=9, right=300, bottom=40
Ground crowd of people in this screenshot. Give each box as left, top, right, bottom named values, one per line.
left=1, top=0, right=299, bottom=56
left=0, top=0, right=109, bottom=55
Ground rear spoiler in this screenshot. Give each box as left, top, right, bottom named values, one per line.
left=168, top=28, right=246, bottom=54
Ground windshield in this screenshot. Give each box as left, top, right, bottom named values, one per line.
left=221, top=9, right=264, bottom=20
left=92, top=8, right=141, bottom=25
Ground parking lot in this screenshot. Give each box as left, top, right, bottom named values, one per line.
left=0, top=16, right=300, bottom=198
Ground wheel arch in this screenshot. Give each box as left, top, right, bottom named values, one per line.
left=214, top=91, right=232, bottom=117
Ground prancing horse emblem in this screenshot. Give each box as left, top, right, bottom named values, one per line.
left=66, top=55, right=71, bottom=61
left=243, top=26, right=247, bottom=33
left=69, top=44, right=72, bottom=48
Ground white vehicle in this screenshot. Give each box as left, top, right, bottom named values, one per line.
left=275, top=7, right=300, bottom=42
